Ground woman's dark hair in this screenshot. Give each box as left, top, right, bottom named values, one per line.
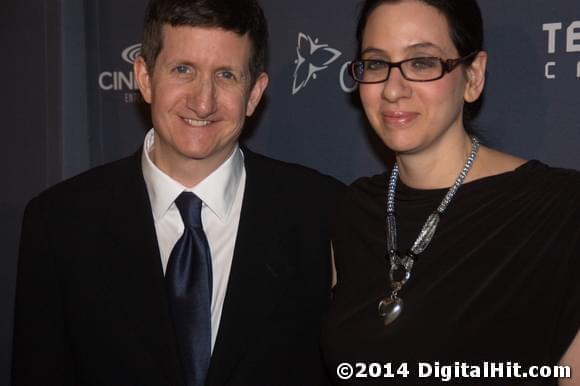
left=356, top=0, right=483, bottom=59
left=356, top=0, right=485, bottom=129
left=141, top=0, right=268, bottom=83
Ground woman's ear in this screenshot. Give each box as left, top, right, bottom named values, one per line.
left=464, top=51, right=487, bottom=103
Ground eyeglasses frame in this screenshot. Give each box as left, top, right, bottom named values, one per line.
left=350, top=51, right=478, bottom=83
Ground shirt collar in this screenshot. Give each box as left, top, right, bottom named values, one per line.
left=141, top=128, right=244, bottom=223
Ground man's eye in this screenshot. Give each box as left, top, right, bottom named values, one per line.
left=173, top=65, right=191, bottom=74
left=218, top=71, right=237, bottom=81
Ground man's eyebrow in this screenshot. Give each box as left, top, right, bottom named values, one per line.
left=163, top=59, right=194, bottom=67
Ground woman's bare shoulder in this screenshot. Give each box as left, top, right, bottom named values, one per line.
left=469, top=146, right=527, bottom=181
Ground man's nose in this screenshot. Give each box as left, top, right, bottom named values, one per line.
left=186, top=76, right=218, bottom=118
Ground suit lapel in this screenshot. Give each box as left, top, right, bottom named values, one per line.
left=102, top=151, right=184, bottom=386
left=206, top=149, right=295, bottom=385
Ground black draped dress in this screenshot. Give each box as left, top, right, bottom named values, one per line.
left=323, top=161, right=580, bottom=385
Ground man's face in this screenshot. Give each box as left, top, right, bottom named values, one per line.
left=135, top=25, right=268, bottom=177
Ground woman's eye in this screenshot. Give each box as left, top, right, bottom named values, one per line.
left=409, top=58, right=438, bottom=70
left=366, top=60, right=387, bottom=71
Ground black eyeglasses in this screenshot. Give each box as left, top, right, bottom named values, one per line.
left=350, top=52, right=478, bottom=83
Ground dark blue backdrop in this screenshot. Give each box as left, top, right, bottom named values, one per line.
left=1, top=0, right=578, bottom=383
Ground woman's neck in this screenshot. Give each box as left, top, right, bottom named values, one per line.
left=395, top=132, right=474, bottom=189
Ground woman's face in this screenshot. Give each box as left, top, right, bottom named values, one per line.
left=359, top=0, right=483, bottom=154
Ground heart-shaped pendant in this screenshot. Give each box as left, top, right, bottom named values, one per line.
left=378, top=296, right=403, bottom=326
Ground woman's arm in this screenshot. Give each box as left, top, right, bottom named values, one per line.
left=559, top=330, right=580, bottom=385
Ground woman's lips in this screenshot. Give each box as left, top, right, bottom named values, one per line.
left=382, top=111, right=419, bottom=125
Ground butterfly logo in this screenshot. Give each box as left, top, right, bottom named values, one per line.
left=292, top=32, right=342, bottom=95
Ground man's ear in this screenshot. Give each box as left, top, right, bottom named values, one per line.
left=464, top=51, right=487, bottom=103
left=134, top=56, right=153, bottom=104
left=246, top=72, right=269, bottom=117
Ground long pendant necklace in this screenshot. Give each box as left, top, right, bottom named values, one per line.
left=378, top=136, right=480, bottom=326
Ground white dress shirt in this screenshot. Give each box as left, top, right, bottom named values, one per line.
left=141, top=129, right=245, bottom=351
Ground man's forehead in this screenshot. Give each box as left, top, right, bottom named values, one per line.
left=158, top=25, right=251, bottom=55
left=160, top=24, right=249, bottom=42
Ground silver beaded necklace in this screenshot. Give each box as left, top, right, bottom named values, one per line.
left=378, top=136, right=480, bottom=326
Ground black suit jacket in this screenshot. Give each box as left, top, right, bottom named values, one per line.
left=12, top=148, right=344, bottom=386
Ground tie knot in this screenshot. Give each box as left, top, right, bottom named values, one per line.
left=175, top=192, right=204, bottom=229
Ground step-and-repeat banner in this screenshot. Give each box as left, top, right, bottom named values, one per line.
left=87, top=0, right=580, bottom=183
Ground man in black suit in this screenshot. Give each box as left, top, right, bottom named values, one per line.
left=11, top=0, right=343, bottom=385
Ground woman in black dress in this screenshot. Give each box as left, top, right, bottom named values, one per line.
left=322, top=0, right=579, bottom=384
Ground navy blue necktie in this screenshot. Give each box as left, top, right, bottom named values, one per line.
left=166, top=192, right=212, bottom=386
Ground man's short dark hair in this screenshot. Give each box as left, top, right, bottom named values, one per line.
left=141, top=0, right=268, bottom=83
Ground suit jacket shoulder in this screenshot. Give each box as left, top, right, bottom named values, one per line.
left=31, top=151, right=142, bottom=211
left=13, top=149, right=185, bottom=386
left=241, top=146, right=345, bottom=210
